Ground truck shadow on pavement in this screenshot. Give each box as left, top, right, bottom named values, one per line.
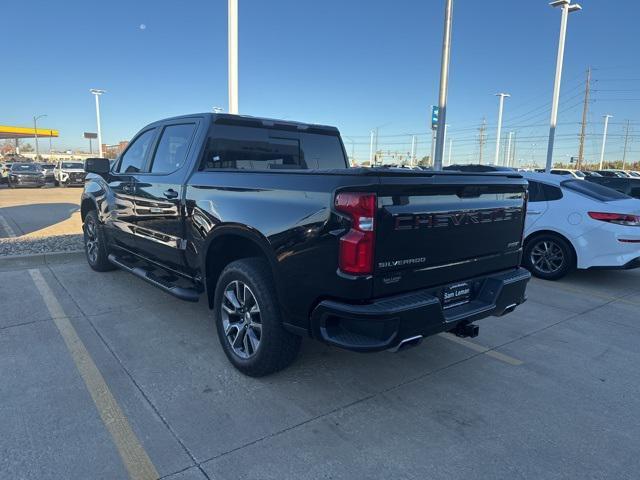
left=0, top=203, right=80, bottom=236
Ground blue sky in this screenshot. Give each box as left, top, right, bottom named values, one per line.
left=2, top=0, right=639, bottom=166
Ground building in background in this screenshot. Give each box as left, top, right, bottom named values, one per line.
left=101, top=141, right=129, bottom=159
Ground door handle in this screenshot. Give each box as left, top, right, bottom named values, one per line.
left=527, top=210, right=542, bottom=215
left=163, top=189, right=179, bottom=199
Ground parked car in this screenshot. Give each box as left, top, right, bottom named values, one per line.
left=521, top=172, right=640, bottom=280
left=444, top=164, right=514, bottom=173
left=625, top=171, right=640, bottom=178
left=585, top=175, right=640, bottom=199
left=581, top=170, right=602, bottom=178
left=80, top=113, right=531, bottom=375
left=37, top=162, right=55, bottom=182
left=54, top=161, right=86, bottom=187
left=1, top=163, right=13, bottom=183
left=549, top=169, right=586, bottom=179
left=7, top=162, right=46, bottom=188
left=594, top=169, right=630, bottom=178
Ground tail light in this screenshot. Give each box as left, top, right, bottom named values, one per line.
left=588, top=212, right=640, bottom=226
left=335, top=192, right=376, bottom=275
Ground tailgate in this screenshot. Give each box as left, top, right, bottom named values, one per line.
left=373, top=173, right=527, bottom=297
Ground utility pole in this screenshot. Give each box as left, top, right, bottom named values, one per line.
left=430, top=129, right=436, bottom=165
left=478, top=118, right=486, bottom=164
left=599, top=114, right=612, bottom=169
left=511, top=132, right=517, bottom=167
left=369, top=130, right=375, bottom=165
left=545, top=0, right=582, bottom=173
left=443, top=124, right=449, bottom=163
left=410, top=135, right=417, bottom=166
left=448, top=137, right=453, bottom=166
left=434, top=0, right=453, bottom=171
left=505, top=131, right=513, bottom=167
left=494, top=93, right=510, bottom=164
left=228, top=0, right=239, bottom=114
left=576, top=66, right=591, bottom=170
left=622, top=120, right=631, bottom=170
left=33, top=114, right=47, bottom=159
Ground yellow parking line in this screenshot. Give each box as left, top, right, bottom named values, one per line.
left=438, top=333, right=524, bottom=366
left=29, top=269, right=159, bottom=480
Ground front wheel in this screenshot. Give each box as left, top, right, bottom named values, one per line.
left=83, top=210, right=115, bottom=272
left=523, top=234, right=575, bottom=280
left=214, top=258, right=301, bottom=376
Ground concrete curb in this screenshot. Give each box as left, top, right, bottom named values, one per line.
left=0, top=250, right=85, bottom=270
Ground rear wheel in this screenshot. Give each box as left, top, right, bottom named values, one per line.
left=83, top=210, right=115, bottom=272
left=523, top=233, right=575, bottom=280
left=213, top=258, right=301, bottom=376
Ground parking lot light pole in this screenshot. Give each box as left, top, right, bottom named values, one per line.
left=599, top=114, right=612, bottom=170
left=228, top=0, right=239, bottom=114
left=33, top=114, right=47, bottom=160
left=434, top=0, right=453, bottom=171
left=493, top=93, right=510, bottom=165
left=545, top=0, right=582, bottom=173
left=90, top=89, right=105, bottom=158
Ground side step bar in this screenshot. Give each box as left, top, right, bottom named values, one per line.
left=108, top=254, right=201, bottom=302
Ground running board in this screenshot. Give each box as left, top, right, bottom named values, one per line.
left=108, top=254, right=201, bottom=302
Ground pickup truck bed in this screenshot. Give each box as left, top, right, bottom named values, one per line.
left=81, top=113, right=530, bottom=376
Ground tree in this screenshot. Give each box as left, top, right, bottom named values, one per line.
left=20, top=142, right=34, bottom=152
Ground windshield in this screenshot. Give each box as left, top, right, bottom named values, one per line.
left=574, top=171, right=586, bottom=178
left=11, top=163, right=41, bottom=172
left=61, top=162, right=83, bottom=169
left=562, top=179, right=630, bottom=201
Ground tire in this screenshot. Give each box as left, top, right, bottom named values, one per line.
left=8, top=183, right=15, bottom=189
left=214, top=258, right=301, bottom=377
left=83, top=210, right=115, bottom=272
left=523, top=233, right=575, bottom=280
left=60, top=181, right=67, bottom=188
left=54, top=179, right=59, bottom=186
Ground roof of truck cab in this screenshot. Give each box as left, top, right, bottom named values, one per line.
left=149, top=113, right=339, bottom=134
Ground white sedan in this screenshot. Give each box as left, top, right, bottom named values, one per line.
left=522, top=172, right=640, bottom=279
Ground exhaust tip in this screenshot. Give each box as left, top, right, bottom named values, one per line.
left=388, top=335, right=424, bottom=353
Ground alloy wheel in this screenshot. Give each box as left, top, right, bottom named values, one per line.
left=221, top=280, right=262, bottom=359
left=85, top=219, right=99, bottom=264
left=530, top=240, right=564, bottom=274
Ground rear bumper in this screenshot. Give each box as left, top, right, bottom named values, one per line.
left=310, top=267, right=531, bottom=352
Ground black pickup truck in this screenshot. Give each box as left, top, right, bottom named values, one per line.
left=81, top=113, right=530, bottom=376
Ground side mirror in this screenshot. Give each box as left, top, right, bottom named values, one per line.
left=85, top=157, right=111, bottom=175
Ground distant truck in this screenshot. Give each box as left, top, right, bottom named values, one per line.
left=54, top=160, right=87, bottom=187
left=80, top=113, right=531, bottom=376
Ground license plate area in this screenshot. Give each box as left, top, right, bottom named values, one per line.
left=442, top=281, right=472, bottom=309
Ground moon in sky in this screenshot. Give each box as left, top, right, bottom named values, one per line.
left=139, top=24, right=146, bottom=30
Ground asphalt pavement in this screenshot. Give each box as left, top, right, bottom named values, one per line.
left=1, top=253, right=639, bottom=480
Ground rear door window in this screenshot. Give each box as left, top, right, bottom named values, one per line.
left=149, top=123, right=196, bottom=174
left=527, top=181, right=545, bottom=202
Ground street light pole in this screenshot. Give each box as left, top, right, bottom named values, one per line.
left=599, top=114, right=612, bottom=170
left=90, top=89, right=105, bottom=157
left=434, top=0, right=453, bottom=171
left=228, top=0, right=239, bottom=114
left=545, top=0, right=582, bottom=173
left=33, top=114, right=47, bottom=159
left=493, top=93, right=510, bottom=165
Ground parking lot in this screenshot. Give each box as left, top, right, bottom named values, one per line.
left=1, top=190, right=640, bottom=480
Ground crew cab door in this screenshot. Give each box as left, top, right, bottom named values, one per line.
left=131, top=121, right=199, bottom=272
left=105, top=127, right=158, bottom=252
